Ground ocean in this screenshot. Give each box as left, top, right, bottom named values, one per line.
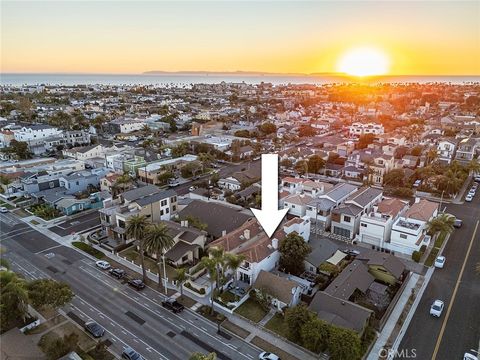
left=1, top=73, right=479, bottom=86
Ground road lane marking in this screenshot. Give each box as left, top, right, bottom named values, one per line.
left=36, top=244, right=63, bottom=254
left=431, top=220, right=479, bottom=360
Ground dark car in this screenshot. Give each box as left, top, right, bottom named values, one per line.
left=128, top=279, right=145, bottom=290
left=161, top=298, right=184, bottom=313
left=109, top=268, right=126, bottom=279
left=342, top=248, right=360, bottom=256
left=122, top=346, right=144, bottom=360
left=453, top=219, right=463, bottom=228
left=84, top=320, right=105, bottom=338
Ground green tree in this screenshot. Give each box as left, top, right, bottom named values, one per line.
left=328, top=326, right=362, bottom=360
left=356, top=133, right=375, bottom=149
left=126, top=215, right=149, bottom=283
left=27, top=279, right=73, bottom=310
left=200, top=256, right=218, bottom=314
left=285, top=304, right=313, bottom=342
left=383, top=169, right=405, bottom=187
left=307, top=155, right=325, bottom=174
left=181, top=161, right=203, bottom=178
left=279, top=232, right=311, bottom=275
left=467, top=159, right=480, bottom=174
left=3, top=140, right=32, bottom=160
left=426, top=213, right=455, bottom=237
left=298, top=125, right=316, bottom=137
left=280, top=158, right=293, bottom=168
left=300, top=317, right=330, bottom=353
left=0, top=271, right=29, bottom=331
left=144, top=223, right=175, bottom=289
left=295, top=160, right=308, bottom=175
left=173, top=267, right=188, bottom=297
left=40, top=332, right=78, bottom=360
left=259, top=122, right=277, bottom=135
left=172, top=142, right=189, bottom=157
left=224, top=253, right=246, bottom=301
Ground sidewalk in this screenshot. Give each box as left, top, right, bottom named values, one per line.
left=367, top=273, right=421, bottom=360
left=452, top=174, right=472, bottom=204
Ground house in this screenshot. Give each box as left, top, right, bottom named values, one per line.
left=209, top=216, right=310, bottom=285
left=436, top=139, right=458, bottom=164
left=13, top=124, right=62, bottom=142
left=62, top=145, right=105, bottom=160
left=107, top=118, right=146, bottom=133
left=306, top=183, right=358, bottom=231
left=308, top=291, right=373, bottom=334
left=324, top=260, right=375, bottom=300
left=357, top=251, right=406, bottom=285
left=238, top=145, right=254, bottom=159
left=304, top=237, right=339, bottom=273
left=137, top=155, right=198, bottom=185
left=59, top=168, right=108, bottom=195
left=369, top=154, right=395, bottom=185
left=218, top=177, right=242, bottom=191
left=359, top=197, right=409, bottom=249
left=177, top=200, right=252, bottom=239
left=99, top=185, right=178, bottom=244
left=283, top=193, right=314, bottom=217
left=55, top=192, right=105, bottom=215
left=330, top=187, right=383, bottom=240
left=349, top=122, right=384, bottom=137
left=455, top=137, right=478, bottom=163
left=252, top=270, right=302, bottom=311
left=388, top=199, right=438, bottom=255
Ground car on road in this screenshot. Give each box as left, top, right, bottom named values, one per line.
left=109, top=268, right=126, bottom=279
left=468, top=188, right=476, bottom=196
left=161, top=298, right=184, bottom=313
left=0, top=207, right=8, bottom=213
left=259, top=352, right=281, bottom=360
left=342, top=248, right=360, bottom=256
left=453, top=218, right=463, bottom=228
left=84, top=320, right=105, bottom=338
left=128, top=279, right=145, bottom=290
left=465, top=194, right=473, bottom=202
left=434, top=256, right=446, bottom=269
left=122, top=346, right=144, bottom=360
left=95, top=260, right=111, bottom=270
left=188, top=186, right=197, bottom=192
left=464, top=352, right=479, bottom=360
left=430, top=299, right=444, bottom=317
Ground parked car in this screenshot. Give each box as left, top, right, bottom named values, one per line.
left=434, top=256, right=446, bottom=269
left=122, top=346, right=144, bottom=360
left=342, top=248, right=360, bottom=256
left=259, top=352, right=281, bottom=360
left=128, top=279, right=145, bottom=290
left=453, top=218, right=463, bottom=228
left=468, top=188, right=476, bottom=196
left=109, top=268, right=126, bottom=279
left=465, top=194, right=473, bottom=202
left=464, top=352, right=479, bottom=360
left=84, top=320, right=105, bottom=338
left=0, top=207, right=8, bottom=213
left=430, top=300, right=445, bottom=317
left=161, top=298, right=184, bottom=313
left=188, top=186, right=197, bottom=192
left=95, top=260, right=111, bottom=270
left=472, top=183, right=478, bottom=190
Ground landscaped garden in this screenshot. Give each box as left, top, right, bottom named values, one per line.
left=72, top=241, right=105, bottom=259
left=234, top=298, right=268, bottom=323
left=28, top=204, right=62, bottom=220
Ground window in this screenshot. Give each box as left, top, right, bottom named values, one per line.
left=171, top=196, right=177, bottom=203
left=181, top=255, right=189, bottom=263
left=160, top=210, right=164, bottom=216
left=165, top=208, right=169, bottom=214
left=118, top=220, right=125, bottom=229
left=343, top=215, right=351, bottom=223
left=333, top=226, right=351, bottom=238
left=400, top=234, right=408, bottom=239
left=172, top=205, right=176, bottom=211
left=361, top=223, right=367, bottom=228
left=161, top=199, right=167, bottom=207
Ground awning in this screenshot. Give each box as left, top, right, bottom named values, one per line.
left=326, top=250, right=347, bottom=265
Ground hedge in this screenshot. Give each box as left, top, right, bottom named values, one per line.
left=72, top=242, right=105, bottom=259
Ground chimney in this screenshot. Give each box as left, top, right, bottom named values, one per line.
left=272, top=238, right=279, bottom=249
left=221, top=230, right=227, bottom=237
left=243, top=229, right=250, bottom=240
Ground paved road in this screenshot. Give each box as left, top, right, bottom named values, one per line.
left=1, top=216, right=261, bottom=360
left=49, top=211, right=101, bottom=236
left=398, top=193, right=480, bottom=360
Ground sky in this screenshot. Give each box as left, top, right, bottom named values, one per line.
left=1, top=1, right=479, bottom=75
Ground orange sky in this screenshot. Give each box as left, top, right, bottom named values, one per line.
left=1, top=1, right=479, bottom=75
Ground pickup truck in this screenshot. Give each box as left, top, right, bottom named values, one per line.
left=161, top=298, right=184, bottom=313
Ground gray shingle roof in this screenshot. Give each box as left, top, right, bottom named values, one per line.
left=325, top=183, right=358, bottom=202
left=134, top=189, right=177, bottom=206
left=122, top=185, right=163, bottom=202
left=324, top=260, right=375, bottom=300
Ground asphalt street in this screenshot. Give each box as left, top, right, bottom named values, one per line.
left=398, top=194, right=480, bottom=360
left=49, top=210, right=101, bottom=236
left=0, top=214, right=261, bottom=360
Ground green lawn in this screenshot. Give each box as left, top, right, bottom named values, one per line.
left=72, top=242, right=105, bottom=259
left=234, top=298, right=268, bottom=323
left=0, top=200, right=14, bottom=209
left=264, top=313, right=290, bottom=339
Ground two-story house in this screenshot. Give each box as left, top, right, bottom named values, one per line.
left=389, top=199, right=438, bottom=255
left=330, top=187, right=383, bottom=239
left=436, top=138, right=458, bottom=164
left=455, top=137, right=478, bottom=164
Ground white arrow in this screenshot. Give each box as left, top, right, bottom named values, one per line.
left=251, top=154, right=288, bottom=238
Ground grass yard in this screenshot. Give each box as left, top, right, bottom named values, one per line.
left=0, top=200, right=14, bottom=209
left=72, top=242, right=105, bottom=259
left=38, top=321, right=96, bottom=353
left=234, top=298, right=268, bottom=323
left=264, top=313, right=290, bottom=339
left=221, top=320, right=250, bottom=339
left=251, top=336, right=300, bottom=360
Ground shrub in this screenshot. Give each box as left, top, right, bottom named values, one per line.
left=411, top=250, right=421, bottom=263
left=72, top=242, right=105, bottom=259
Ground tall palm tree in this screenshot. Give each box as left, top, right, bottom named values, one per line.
left=144, top=223, right=175, bottom=292
left=200, top=256, right=217, bottom=315
left=426, top=147, right=438, bottom=165
left=174, top=267, right=188, bottom=299
left=125, top=215, right=149, bottom=282
left=426, top=213, right=455, bottom=238
left=467, top=159, right=480, bottom=174
left=208, top=247, right=226, bottom=292
left=115, top=173, right=132, bottom=195
left=225, top=253, right=246, bottom=301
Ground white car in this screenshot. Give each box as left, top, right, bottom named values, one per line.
left=468, top=189, right=476, bottom=196
left=188, top=186, right=197, bottom=192
left=465, top=194, right=473, bottom=202
left=259, top=353, right=280, bottom=360
left=0, top=207, right=8, bottom=213
left=464, top=352, right=479, bottom=360
left=95, top=260, right=111, bottom=270
left=434, top=256, right=445, bottom=269
left=430, top=299, right=444, bottom=317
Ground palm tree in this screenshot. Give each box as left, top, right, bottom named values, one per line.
left=144, top=223, right=175, bottom=292
left=200, top=256, right=217, bottom=315
left=125, top=215, right=149, bottom=283
left=426, top=147, right=438, bottom=165
left=115, top=173, right=132, bottom=195
left=426, top=213, right=455, bottom=238
left=467, top=159, right=480, bottom=174
left=225, top=253, right=246, bottom=301
left=174, top=267, right=188, bottom=299
left=208, top=247, right=226, bottom=292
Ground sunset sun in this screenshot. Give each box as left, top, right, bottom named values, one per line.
left=337, top=47, right=390, bottom=76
